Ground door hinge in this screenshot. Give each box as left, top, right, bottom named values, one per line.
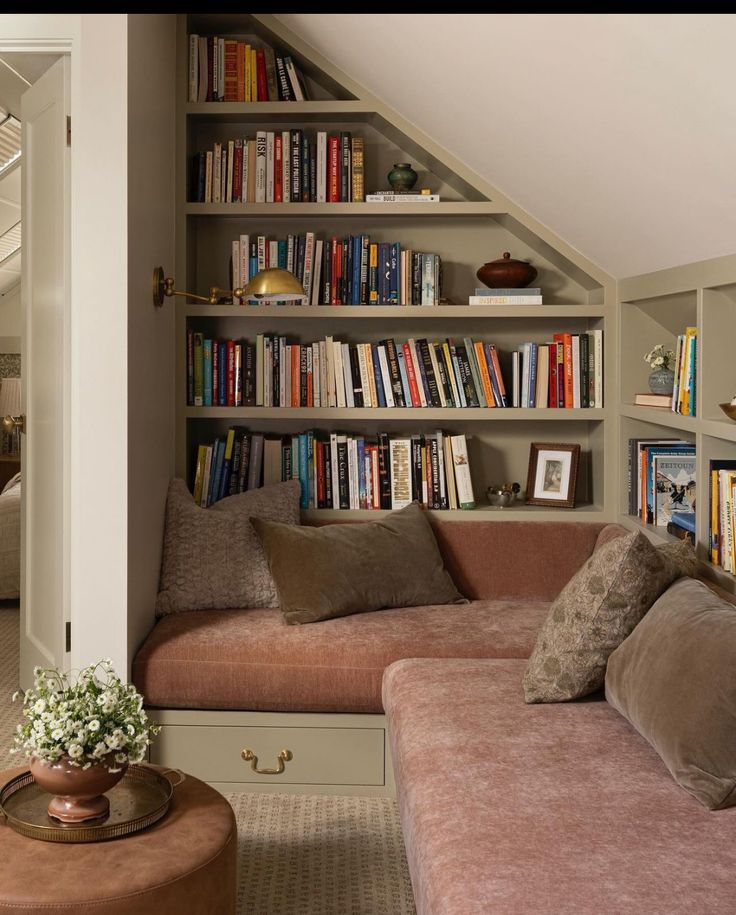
left=66, top=115, right=71, bottom=147
left=65, top=621, right=71, bottom=653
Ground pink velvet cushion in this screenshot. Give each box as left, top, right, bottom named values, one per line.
left=132, top=601, right=550, bottom=713
left=384, top=658, right=736, bottom=915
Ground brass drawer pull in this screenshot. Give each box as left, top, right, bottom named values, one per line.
left=241, top=748, right=293, bottom=775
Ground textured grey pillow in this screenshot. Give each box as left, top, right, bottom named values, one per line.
left=523, top=533, right=697, bottom=703
left=156, top=479, right=301, bottom=616
left=606, top=577, right=736, bottom=810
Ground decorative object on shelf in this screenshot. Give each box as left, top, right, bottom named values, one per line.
left=525, top=442, right=581, bottom=509
left=643, top=344, right=675, bottom=395
left=486, top=482, right=521, bottom=508
left=12, top=660, right=160, bottom=824
left=387, top=162, right=418, bottom=193
left=0, top=376, right=22, bottom=454
left=152, top=265, right=305, bottom=307
left=718, top=396, right=736, bottom=422
left=476, top=252, right=538, bottom=289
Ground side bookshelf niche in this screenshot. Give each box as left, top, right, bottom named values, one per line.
left=175, top=13, right=616, bottom=522
left=618, top=255, right=736, bottom=594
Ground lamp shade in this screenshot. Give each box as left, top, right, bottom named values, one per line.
left=0, top=377, right=21, bottom=417
left=242, top=267, right=306, bottom=301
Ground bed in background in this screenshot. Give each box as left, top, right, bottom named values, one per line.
left=0, top=471, right=20, bottom=599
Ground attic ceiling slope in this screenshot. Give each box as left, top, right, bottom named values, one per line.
left=254, top=13, right=613, bottom=290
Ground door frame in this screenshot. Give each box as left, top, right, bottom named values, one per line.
left=0, top=38, right=73, bottom=684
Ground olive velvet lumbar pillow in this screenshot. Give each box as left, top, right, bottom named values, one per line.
left=606, top=577, right=736, bottom=810
left=251, top=501, right=465, bottom=624
left=523, top=532, right=696, bottom=703
left=155, top=478, right=301, bottom=616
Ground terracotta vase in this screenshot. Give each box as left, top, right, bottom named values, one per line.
left=476, top=252, right=538, bottom=289
left=30, top=754, right=128, bottom=823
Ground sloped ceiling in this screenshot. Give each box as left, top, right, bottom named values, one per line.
left=277, top=13, right=736, bottom=279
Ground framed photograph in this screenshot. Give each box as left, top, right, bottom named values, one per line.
left=525, top=442, right=581, bottom=509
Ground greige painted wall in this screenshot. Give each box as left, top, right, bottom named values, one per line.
left=127, top=13, right=176, bottom=665
left=277, top=13, right=736, bottom=277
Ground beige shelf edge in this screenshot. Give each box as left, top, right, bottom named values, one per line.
left=305, top=505, right=605, bottom=523
left=619, top=404, right=697, bottom=434
left=185, top=202, right=504, bottom=217
left=617, top=514, right=681, bottom=544
left=184, top=407, right=605, bottom=420
left=183, top=304, right=605, bottom=319
left=699, top=417, right=736, bottom=444
left=186, top=100, right=375, bottom=116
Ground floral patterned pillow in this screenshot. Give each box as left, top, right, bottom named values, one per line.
left=523, top=532, right=696, bottom=703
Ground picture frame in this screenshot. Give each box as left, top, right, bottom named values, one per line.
left=525, top=442, right=581, bottom=509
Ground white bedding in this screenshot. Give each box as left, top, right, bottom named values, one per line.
left=0, top=472, right=20, bottom=599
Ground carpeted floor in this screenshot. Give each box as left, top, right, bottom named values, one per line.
left=0, top=605, right=415, bottom=914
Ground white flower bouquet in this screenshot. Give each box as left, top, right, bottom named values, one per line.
left=643, top=344, right=675, bottom=371
left=12, top=660, right=160, bottom=772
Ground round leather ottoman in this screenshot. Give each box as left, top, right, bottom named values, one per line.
left=0, top=766, right=237, bottom=914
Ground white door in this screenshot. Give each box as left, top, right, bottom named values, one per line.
left=19, top=56, right=70, bottom=687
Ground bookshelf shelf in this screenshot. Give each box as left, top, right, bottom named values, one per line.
left=617, top=514, right=681, bottom=545
left=186, top=100, right=375, bottom=119
left=619, top=404, right=697, bottom=434
left=184, top=202, right=504, bottom=217
left=183, top=304, right=606, bottom=319
left=184, top=407, right=605, bottom=421
left=699, top=418, right=736, bottom=444
left=177, top=13, right=615, bottom=519
left=304, top=503, right=605, bottom=524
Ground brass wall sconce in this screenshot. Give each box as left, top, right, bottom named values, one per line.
left=152, top=266, right=306, bottom=307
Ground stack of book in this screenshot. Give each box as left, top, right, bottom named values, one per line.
left=672, top=326, right=697, bottom=415
left=190, top=131, right=365, bottom=203
left=469, top=287, right=543, bottom=306
left=511, top=331, right=603, bottom=408
left=229, top=233, right=443, bottom=306
left=193, top=428, right=476, bottom=512
left=188, top=36, right=307, bottom=102
left=627, top=437, right=696, bottom=526
left=710, top=460, right=736, bottom=571
left=186, top=332, right=604, bottom=410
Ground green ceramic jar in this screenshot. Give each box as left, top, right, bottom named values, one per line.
left=387, top=163, right=418, bottom=193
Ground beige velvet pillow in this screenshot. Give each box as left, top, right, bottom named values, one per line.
left=156, top=478, right=301, bottom=616
left=606, top=577, right=736, bottom=810
left=252, top=502, right=465, bottom=624
left=523, top=532, right=697, bottom=703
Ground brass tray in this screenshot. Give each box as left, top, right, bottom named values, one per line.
left=0, top=764, right=184, bottom=843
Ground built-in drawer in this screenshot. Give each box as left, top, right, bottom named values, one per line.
left=152, top=724, right=386, bottom=787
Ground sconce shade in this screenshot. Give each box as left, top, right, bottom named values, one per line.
left=0, top=377, right=21, bottom=418
left=241, top=267, right=306, bottom=300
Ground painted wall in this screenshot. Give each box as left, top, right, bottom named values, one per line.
left=0, top=286, right=21, bottom=341
left=126, top=14, right=176, bottom=664
left=278, top=13, right=736, bottom=277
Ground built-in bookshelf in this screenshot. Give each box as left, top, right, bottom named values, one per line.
left=617, top=254, right=736, bottom=593
left=175, top=13, right=616, bottom=522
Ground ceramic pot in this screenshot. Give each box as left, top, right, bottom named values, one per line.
left=476, top=252, right=537, bottom=289
left=387, top=163, right=418, bottom=193
left=30, top=754, right=128, bottom=823
left=648, top=368, right=675, bottom=395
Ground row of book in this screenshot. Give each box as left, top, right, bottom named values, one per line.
left=188, top=36, right=308, bottom=103
left=672, top=326, right=697, bottom=416
left=627, top=437, right=696, bottom=527
left=711, top=461, right=736, bottom=572
left=186, top=332, right=603, bottom=410
left=192, top=428, right=476, bottom=512
left=228, top=233, right=443, bottom=307
left=511, top=331, right=603, bottom=409
left=190, top=131, right=365, bottom=204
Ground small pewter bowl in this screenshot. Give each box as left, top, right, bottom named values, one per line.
left=719, top=402, right=736, bottom=422
left=486, top=487, right=517, bottom=508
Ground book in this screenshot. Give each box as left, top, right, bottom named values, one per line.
left=365, top=194, right=440, bottom=203
left=653, top=454, right=696, bottom=526
left=389, top=438, right=412, bottom=509
left=634, top=392, right=672, bottom=408
left=468, top=295, right=543, bottom=306
left=449, top=434, right=475, bottom=509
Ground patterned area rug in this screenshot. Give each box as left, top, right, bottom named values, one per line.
left=0, top=606, right=415, bottom=914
